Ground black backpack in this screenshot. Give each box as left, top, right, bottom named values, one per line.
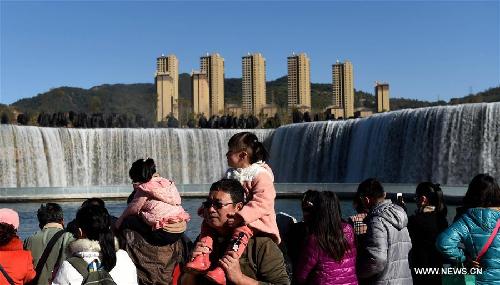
left=67, top=257, right=117, bottom=285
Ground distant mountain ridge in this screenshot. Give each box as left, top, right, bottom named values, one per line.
left=4, top=74, right=500, bottom=123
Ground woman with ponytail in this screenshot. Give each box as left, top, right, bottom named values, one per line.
left=52, top=205, right=138, bottom=284
left=408, top=182, right=448, bottom=285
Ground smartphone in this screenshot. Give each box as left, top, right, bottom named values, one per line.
left=396, top=193, right=403, bottom=204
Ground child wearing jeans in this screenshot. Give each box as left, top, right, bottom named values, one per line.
left=186, top=132, right=280, bottom=285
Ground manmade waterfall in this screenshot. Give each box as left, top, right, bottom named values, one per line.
left=0, top=103, right=499, bottom=187
left=0, top=128, right=273, bottom=187
left=270, top=102, right=500, bottom=185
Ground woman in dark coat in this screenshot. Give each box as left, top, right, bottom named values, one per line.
left=408, top=182, right=448, bottom=285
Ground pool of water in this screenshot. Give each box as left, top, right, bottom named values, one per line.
left=1, top=198, right=302, bottom=241
left=1, top=198, right=457, bottom=241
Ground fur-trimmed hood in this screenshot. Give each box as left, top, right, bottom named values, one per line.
left=68, top=238, right=120, bottom=262
left=225, top=161, right=274, bottom=183
left=52, top=239, right=138, bottom=285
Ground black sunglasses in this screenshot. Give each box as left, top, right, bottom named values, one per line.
left=202, top=200, right=235, bottom=209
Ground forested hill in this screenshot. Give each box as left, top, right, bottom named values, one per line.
left=5, top=74, right=499, bottom=122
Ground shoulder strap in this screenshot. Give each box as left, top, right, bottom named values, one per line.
left=67, top=257, right=90, bottom=280
left=0, top=263, right=15, bottom=285
left=476, top=218, right=500, bottom=261
left=30, top=229, right=66, bottom=285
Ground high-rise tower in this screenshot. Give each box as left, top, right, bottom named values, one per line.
left=242, top=53, right=266, bottom=115
left=332, top=60, right=354, bottom=118
left=155, top=55, right=179, bottom=121
left=287, top=53, right=311, bottom=111
left=200, top=53, right=225, bottom=116
left=191, top=71, right=210, bottom=116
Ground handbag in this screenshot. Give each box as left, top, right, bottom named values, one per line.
left=442, top=218, right=500, bottom=285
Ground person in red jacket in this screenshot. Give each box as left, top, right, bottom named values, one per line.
left=0, top=208, right=36, bottom=285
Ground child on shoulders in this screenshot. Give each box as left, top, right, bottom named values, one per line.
left=186, top=132, right=280, bottom=285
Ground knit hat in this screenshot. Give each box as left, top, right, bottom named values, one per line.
left=0, top=208, right=19, bottom=230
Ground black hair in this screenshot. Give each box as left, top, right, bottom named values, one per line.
left=301, top=189, right=320, bottom=213
left=76, top=205, right=116, bottom=272
left=81, top=198, right=106, bottom=208
left=129, top=158, right=156, bottom=183
left=415, top=182, right=448, bottom=217
left=308, top=191, right=350, bottom=261
left=353, top=190, right=369, bottom=214
left=463, top=174, right=500, bottom=208
left=209, top=179, right=245, bottom=204
left=228, top=132, right=269, bottom=163
left=356, top=178, right=385, bottom=199
left=0, top=222, right=17, bottom=246
left=37, top=203, right=64, bottom=228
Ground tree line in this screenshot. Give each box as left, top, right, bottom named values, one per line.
left=1, top=108, right=351, bottom=129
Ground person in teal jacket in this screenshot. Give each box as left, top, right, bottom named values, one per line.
left=436, top=174, right=500, bottom=284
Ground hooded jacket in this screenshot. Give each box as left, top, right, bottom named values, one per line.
left=226, top=162, right=281, bottom=244
left=436, top=208, right=500, bottom=284
left=294, top=223, right=358, bottom=285
left=357, top=200, right=412, bottom=285
left=0, top=236, right=36, bottom=285
left=51, top=238, right=138, bottom=285
left=117, top=177, right=190, bottom=230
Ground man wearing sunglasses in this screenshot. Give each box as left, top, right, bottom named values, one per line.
left=181, top=179, right=290, bottom=285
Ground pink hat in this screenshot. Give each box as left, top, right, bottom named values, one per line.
left=0, top=208, right=19, bottom=230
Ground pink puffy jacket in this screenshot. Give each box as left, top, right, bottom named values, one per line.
left=226, top=162, right=281, bottom=244
left=117, top=177, right=190, bottom=230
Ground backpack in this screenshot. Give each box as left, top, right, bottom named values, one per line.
left=67, top=257, right=117, bottom=285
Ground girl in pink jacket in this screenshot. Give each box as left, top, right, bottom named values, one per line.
left=116, top=158, right=190, bottom=238
left=186, top=132, right=280, bottom=285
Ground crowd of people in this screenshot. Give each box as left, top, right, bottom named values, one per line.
left=0, top=131, right=499, bottom=285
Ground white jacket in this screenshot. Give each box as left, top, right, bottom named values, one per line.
left=52, top=238, right=138, bottom=285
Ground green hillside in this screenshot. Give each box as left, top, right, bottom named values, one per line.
left=12, top=84, right=156, bottom=121
left=4, top=74, right=499, bottom=126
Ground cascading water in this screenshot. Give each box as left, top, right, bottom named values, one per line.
left=0, top=127, right=273, bottom=187
left=269, top=103, right=500, bottom=185
left=1, top=103, right=499, bottom=187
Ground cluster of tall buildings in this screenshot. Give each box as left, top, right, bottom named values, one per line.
left=155, top=52, right=390, bottom=122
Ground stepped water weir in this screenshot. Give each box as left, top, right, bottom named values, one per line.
left=0, top=103, right=499, bottom=188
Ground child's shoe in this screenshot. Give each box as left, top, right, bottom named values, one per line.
left=205, top=228, right=253, bottom=284
left=185, top=253, right=211, bottom=272
left=205, top=267, right=226, bottom=285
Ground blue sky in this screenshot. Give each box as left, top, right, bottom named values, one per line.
left=0, top=0, right=499, bottom=104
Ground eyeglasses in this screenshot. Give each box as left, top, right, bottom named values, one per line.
left=202, top=200, right=235, bottom=209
